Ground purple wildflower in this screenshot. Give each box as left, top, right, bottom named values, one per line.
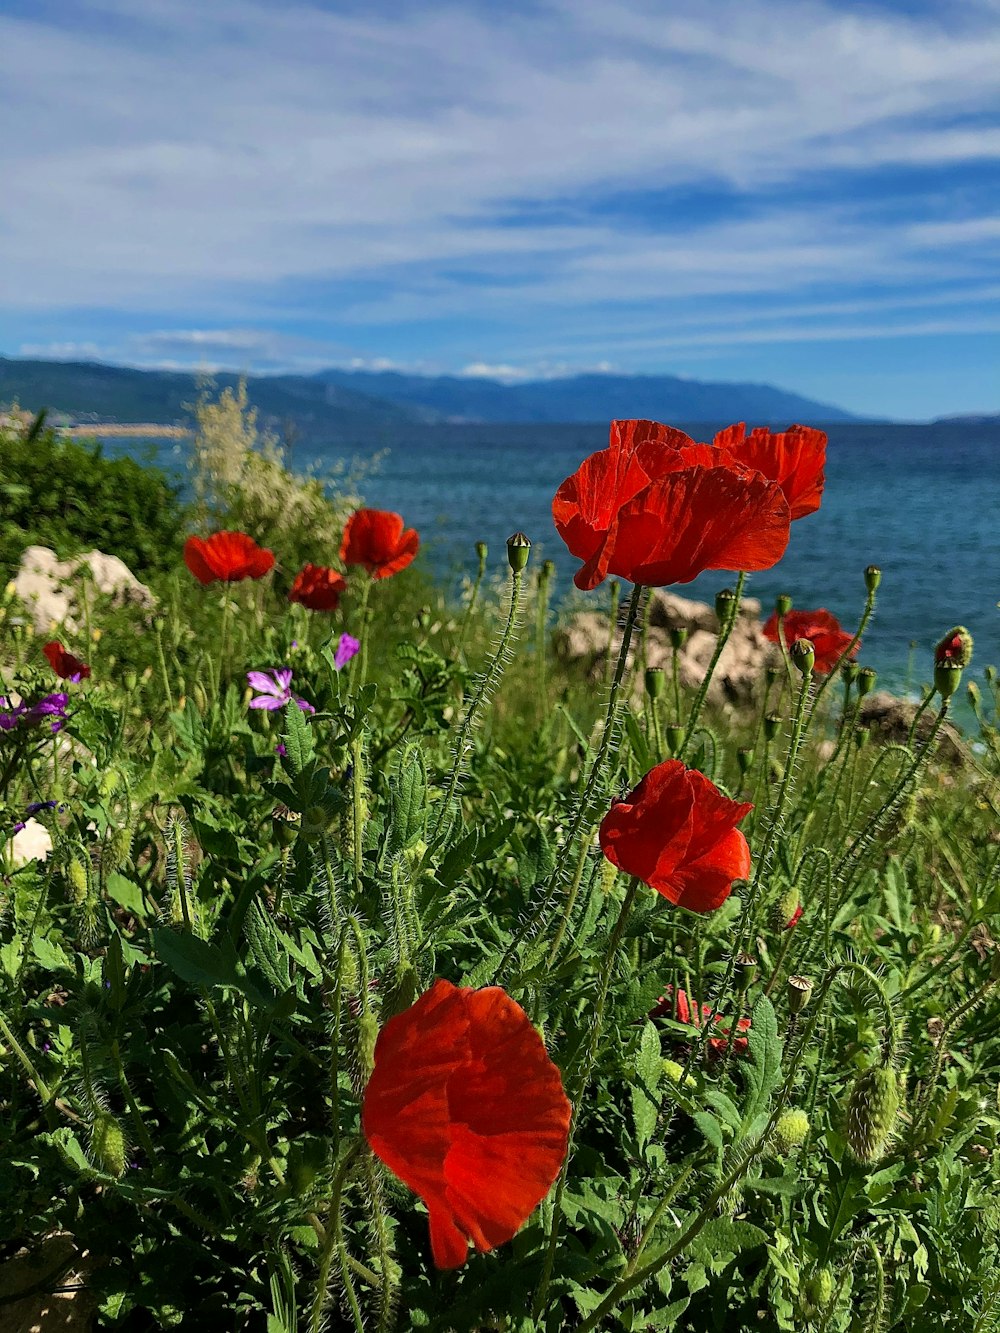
left=26, top=693, right=70, bottom=734
left=275, top=742, right=288, bottom=757
left=26, top=801, right=58, bottom=815
left=334, top=633, right=361, bottom=671
left=12, top=820, right=25, bottom=834
left=0, top=697, right=27, bottom=732
left=246, top=669, right=315, bottom=715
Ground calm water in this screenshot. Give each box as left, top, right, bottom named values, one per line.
left=109, top=421, right=999, bottom=697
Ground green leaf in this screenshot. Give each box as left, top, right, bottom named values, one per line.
left=32, top=935, right=72, bottom=972
left=685, top=1218, right=767, bottom=1266
left=693, top=1111, right=725, bottom=1152
left=385, top=747, right=428, bottom=856
left=0, top=937, right=22, bottom=978
left=631, top=1022, right=662, bottom=1149
left=741, top=995, right=782, bottom=1130
left=282, top=703, right=315, bottom=778
left=106, top=871, right=150, bottom=920
left=624, top=708, right=651, bottom=773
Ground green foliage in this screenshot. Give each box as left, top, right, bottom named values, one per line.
left=0, top=446, right=999, bottom=1331
left=0, top=411, right=186, bottom=578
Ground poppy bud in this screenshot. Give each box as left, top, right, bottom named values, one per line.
left=192, top=684, right=208, bottom=713
left=90, top=1109, right=127, bottom=1178
left=864, top=565, right=882, bottom=593
left=799, top=1267, right=834, bottom=1319
left=123, top=669, right=137, bottom=692
left=787, top=975, right=813, bottom=1013
left=771, top=888, right=801, bottom=932
left=666, top=723, right=684, bottom=753
left=644, top=667, right=665, bottom=699
left=968, top=681, right=981, bottom=709
left=856, top=666, right=877, bottom=697
left=986, top=666, right=997, bottom=686
left=669, top=625, right=688, bottom=650
left=935, top=625, right=973, bottom=668
left=934, top=661, right=962, bottom=699
left=790, top=638, right=814, bottom=676
left=506, top=532, right=531, bottom=573
left=775, top=593, right=793, bottom=617
left=104, top=824, right=133, bottom=874
left=774, top=1107, right=810, bottom=1153
left=416, top=605, right=431, bottom=631
left=357, top=1010, right=379, bottom=1083
left=715, top=587, right=737, bottom=624
left=737, top=747, right=753, bottom=775
left=846, top=1064, right=901, bottom=1163
left=475, top=540, right=488, bottom=564
left=153, top=617, right=165, bottom=634
left=662, top=1059, right=696, bottom=1088
left=68, top=857, right=89, bottom=904
left=763, top=712, right=783, bottom=741
left=734, top=952, right=758, bottom=991
left=599, top=857, right=619, bottom=896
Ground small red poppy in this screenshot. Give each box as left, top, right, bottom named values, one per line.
left=288, top=563, right=347, bottom=612
left=651, top=984, right=751, bottom=1056
left=340, top=508, right=419, bottom=580
left=42, top=641, right=91, bottom=681
left=599, top=759, right=752, bottom=913
left=785, top=904, right=804, bottom=930
left=763, top=608, right=857, bottom=675
left=712, top=423, right=827, bottom=521
left=552, top=419, right=790, bottom=591
left=362, top=978, right=571, bottom=1270
left=183, top=531, right=275, bottom=585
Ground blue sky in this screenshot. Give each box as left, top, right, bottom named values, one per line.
left=1, top=0, right=998, bottom=419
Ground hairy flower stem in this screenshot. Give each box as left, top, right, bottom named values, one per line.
left=217, top=591, right=232, bottom=696
left=431, top=568, right=524, bottom=841
left=353, top=577, right=374, bottom=690
left=912, top=970, right=998, bottom=1137
left=496, top=584, right=643, bottom=981
left=154, top=623, right=175, bottom=712
left=533, top=878, right=640, bottom=1319
left=577, top=969, right=840, bottom=1333
left=458, top=542, right=489, bottom=657
left=310, top=1142, right=365, bottom=1333
left=680, top=570, right=746, bottom=759
left=810, top=581, right=878, bottom=716
left=111, top=1038, right=157, bottom=1164
left=0, top=1008, right=55, bottom=1123
left=906, top=685, right=936, bottom=748
left=362, top=1150, right=397, bottom=1333
left=350, top=736, right=365, bottom=898
left=605, top=580, right=621, bottom=686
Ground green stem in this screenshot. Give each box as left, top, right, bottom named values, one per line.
left=309, top=1143, right=365, bottom=1333
left=605, top=580, right=621, bottom=686
left=532, top=878, right=640, bottom=1318
left=810, top=582, right=878, bottom=713
left=680, top=571, right=746, bottom=758
left=0, top=1008, right=54, bottom=1118
left=431, top=567, right=524, bottom=840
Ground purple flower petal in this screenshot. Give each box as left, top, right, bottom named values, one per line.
left=294, top=697, right=315, bottom=714
left=273, top=668, right=294, bottom=691
left=334, top=633, right=361, bottom=670
left=247, top=670, right=283, bottom=696
left=250, top=696, right=285, bottom=711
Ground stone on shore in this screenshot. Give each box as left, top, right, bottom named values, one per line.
left=13, top=546, right=155, bottom=635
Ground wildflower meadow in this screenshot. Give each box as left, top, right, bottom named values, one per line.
left=1, top=406, right=999, bottom=1331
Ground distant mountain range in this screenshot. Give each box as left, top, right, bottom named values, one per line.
left=0, top=354, right=862, bottom=434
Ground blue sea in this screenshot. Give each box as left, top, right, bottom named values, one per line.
left=108, top=420, right=999, bottom=699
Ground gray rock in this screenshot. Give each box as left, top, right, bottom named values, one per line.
left=13, top=546, right=155, bottom=635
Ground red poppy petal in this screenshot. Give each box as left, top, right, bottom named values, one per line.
left=183, top=537, right=217, bottom=585
left=610, top=466, right=790, bottom=587
left=372, top=526, right=419, bottom=580
left=670, top=829, right=751, bottom=913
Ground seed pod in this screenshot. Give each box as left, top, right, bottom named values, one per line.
left=669, top=626, right=688, bottom=650
left=774, top=1107, right=810, bottom=1153
left=790, top=637, right=815, bottom=676
left=857, top=666, right=877, bottom=697
left=91, top=1109, right=127, bottom=1178
left=864, top=565, right=882, bottom=593
left=67, top=857, right=89, bottom=904
left=734, top=953, right=759, bottom=991
left=666, top=723, right=684, bottom=754
left=847, top=1064, right=901, bottom=1163
left=775, top=593, right=793, bottom=617
left=506, top=531, right=531, bottom=574
left=644, top=667, right=665, bottom=699
left=715, top=587, right=737, bottom=623
left=787, top=975, right=813, bottom=1013
left=799, top=1266, right=834, bottom=1319
left=763, top=712, right=783, bottom=741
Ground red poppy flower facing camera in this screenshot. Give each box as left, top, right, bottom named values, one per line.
left=763, top=608, right=856, bottom=675
left=288, top=563, right=347, bottom=612
left=362, top=978, right=571, bottom=1269
left=183, top=531, right=275, bottom=585
left=599, top=759, right=752, bottom=913
left=712, top=422, right=827, bottom=521
left=340, top=508, right=419, bottom=580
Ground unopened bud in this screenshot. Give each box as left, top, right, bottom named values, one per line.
left=104, top=824, right=133, bottom=874
left=934, top=661, right=962, bottom=700
left=790, top=638, right=815, bottom=676
left=644, top=667, right=665, bottom=699
left=123, top=669, right=137, bottom=692
left=856, top=666, right=877, bottom=697
left=846, top=1064, right=901, bottom=1163
left=192, top=683, right=208, bottom=713
left=763, top=712, right=783, bottom=740
left=935, top=625, right=974, bottom=668
left=968, top=681, right=981, bottom=709
left=854, top=727, right=870, bottom=749
left=666, top=723, right=684, bottom=753
left=787, top=975, right=813, bottom=1013
left=771, top=888, right=801, bottom=932
left=474, top=540, right=488, bottom=565
left=734, top=952, right=758, bottom=991
left=775, top=593, right=793, bottom=617
left=506, top=531, right=531, bottom=573
left=416, top=605, right=431, bottom=631
left=774, top=1107, right=810, bottom=1153
left=357, top=1010, right=379, bottom=1082
left=68, top=857, right=89, bottom=904
left=864, top=565, right=882, bottom=593
left=715, top=587, right=737, bottom=624
left=799, top=1267, right=834, bottom=1319
left=599, top=857, right=619, bottom=895
left=737, top=746, right=753, bottom=775
left=90, top=1109, right=127, bottom=1178
left=669, top=625, right=688, bottom=650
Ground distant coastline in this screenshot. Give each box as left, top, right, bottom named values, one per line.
left=62, top=422, right=191, bottom=438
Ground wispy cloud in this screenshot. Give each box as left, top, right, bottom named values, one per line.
left=0, top=0, right=997, bottom=415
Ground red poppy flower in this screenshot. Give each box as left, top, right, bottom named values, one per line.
left=785, top=903, right=804, bottom=930
left=552, top=419, right=790, bottom=591
left=712, top=423, right=827, bottom=521
left=651, top=985, right=751, bottom=1056
left=183, top=531, right=275, bottom=585
left=340, top=508, right=419, bottom=580
left=362, top=978, right=571, bottom=1270
left=288, top=563, right=347, bottom=612
left=42, top=641, right=91, bottom=681
left=599, top=759, right=752, bottom=913
left=762, top=608, right=857, bottom=675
